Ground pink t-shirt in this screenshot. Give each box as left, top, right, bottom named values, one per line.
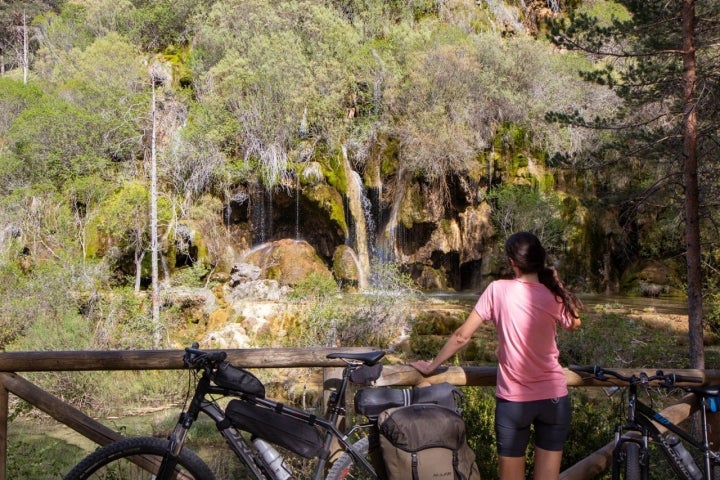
left=473, top=279, right=574, bottom=402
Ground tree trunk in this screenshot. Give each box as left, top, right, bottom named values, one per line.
left=681, top=0, right=703, bottom=369
left=150, top=81, right=161, bottom=348
left=22, top=9, right=28, bottom=84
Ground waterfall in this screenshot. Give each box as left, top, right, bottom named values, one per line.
left=342, top=145, right=370, bottom=290
left=251, top=187, right=273, bottom=245
left=380, top=168, right=409, bottom=263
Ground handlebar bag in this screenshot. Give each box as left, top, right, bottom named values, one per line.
left=225, top=399, right=323, bottom=458
left=355, top=382, right=463, bottom=419
left=211, top=362, right=265, bottom=398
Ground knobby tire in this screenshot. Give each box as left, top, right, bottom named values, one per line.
left=623, top=442, right=642, bottom=480
left=64, top=436, right=216, bottom=480
left=325, top=437, right=372, bottom=480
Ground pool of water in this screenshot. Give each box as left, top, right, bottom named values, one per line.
left=428, top=291, right=688, bottom=316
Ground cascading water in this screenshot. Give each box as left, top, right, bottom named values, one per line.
left=380, top=168, right=409, bottom=263
left=251, top=186, right=274, bottom=245
left=342, top=145, right=370, bottom=290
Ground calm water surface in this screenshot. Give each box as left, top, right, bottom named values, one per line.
left=428, top=292, right=688, bottom=316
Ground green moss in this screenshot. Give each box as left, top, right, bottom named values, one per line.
left=160, top=45, right=193, bottom=88
left=320, top=151, right=347, bottom=194
left=265, top=265, right=282, bottom=280
left=399, top=183, right=424, bottom=228
left=538, top=172, right=555, bottom=191
left=305, top=184, right=348, bottom=237
left=380, top=139, right=400, bottom=176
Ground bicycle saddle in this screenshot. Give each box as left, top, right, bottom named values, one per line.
left=686, top=385, right=720, bottom=397
left=326, top=350, right=385, bottom=365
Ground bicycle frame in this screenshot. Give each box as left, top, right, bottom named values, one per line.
left=628, top=388, right=718, bottom=480
left=606, top=374, right=717, bottom=480
left=167, top=357, right=380, bottom=480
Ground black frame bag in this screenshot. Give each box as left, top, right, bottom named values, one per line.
left=211, top=361, right=265, bottom=398
left=225, top=399, right=323, bottom=458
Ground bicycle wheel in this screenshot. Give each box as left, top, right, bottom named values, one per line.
left=64, top=437, right=217, bottom=480
left=325, top=437, right=373, bottom=480
left=622, top=442, right=642, bottom=480
left=713, top=461, right=720, bottom=480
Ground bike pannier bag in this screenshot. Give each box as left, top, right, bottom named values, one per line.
left=378, top=404, right=480, bottom=480
left=211, top=362, right=265, bottom=398
left=225, top=399, right=323, bottom=458
left=355, top=382, right=463, bottom=419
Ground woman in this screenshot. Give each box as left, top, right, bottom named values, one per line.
left=411, top=231, right=582, bottom=480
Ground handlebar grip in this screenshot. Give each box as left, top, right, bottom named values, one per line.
left=669, top=373, right=703, bottom=384
left=183, top=346, right=227, bottom=367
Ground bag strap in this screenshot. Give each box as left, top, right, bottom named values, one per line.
left=453, top=450, right=460, bottom=480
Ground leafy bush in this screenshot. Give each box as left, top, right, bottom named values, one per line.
left=287, top=272, right=340, bottom=300
left=486, top=183, right=567, bottom=254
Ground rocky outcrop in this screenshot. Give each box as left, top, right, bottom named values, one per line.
left=242, top=239, right=334, bottom=286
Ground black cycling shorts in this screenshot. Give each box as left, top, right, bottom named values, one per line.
left=494, top=395, right=572, bottom=457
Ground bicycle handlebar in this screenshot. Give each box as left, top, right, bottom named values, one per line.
left=184, top=343, right=228, bottom=369
left=569, top=365, right=703, bottom=387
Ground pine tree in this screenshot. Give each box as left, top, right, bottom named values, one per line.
left=548, top=0, right=720, bottom=368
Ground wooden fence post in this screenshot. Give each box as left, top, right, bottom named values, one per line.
left=0, top=378, right=7, bottom=480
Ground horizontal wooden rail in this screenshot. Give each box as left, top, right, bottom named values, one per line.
left=0, top=349, right=718, bottom=480
left=0, top=347, right=377, bottom=371
left=2, top=349, right=718, bottom=386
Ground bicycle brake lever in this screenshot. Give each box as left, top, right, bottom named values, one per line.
left=183, top=343, right=202, bottom=367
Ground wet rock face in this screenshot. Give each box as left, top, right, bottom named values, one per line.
left=242, top=239, right=334, bottom=286
left=332, top=244, right=361, bottom=290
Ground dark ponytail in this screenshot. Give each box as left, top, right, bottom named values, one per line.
left=505, top=232, right=583, bottom=317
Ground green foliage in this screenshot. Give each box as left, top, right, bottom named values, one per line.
left=123, top=0, right=208, bottom=51
left=460, top=387, right=497, bottom=479
left=278, top=287, right=415, bottom=348
left=287, top=272, right=340, bottom=301
left=169, top=262, right=211, bottom=288
left=368, top=259, right=417, bottom=293
left=84, top=287, right=155, bottom=349
left=558, top=310, right=689, bottom=368
left=5, top=96, right=109, bottom=187
left=562, top=389, right=617, bottom=476
left=7, top=438, right=74, bottom=480
left=0, top=78, right=44, bottom=135
left=86, top=181, right=173, bottom=271
left=486, top=183, right=567, bottom=253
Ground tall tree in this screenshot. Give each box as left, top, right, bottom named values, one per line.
left=549, top=0, right=720, bottom=368
left=0, top=1, right=64, bottom=76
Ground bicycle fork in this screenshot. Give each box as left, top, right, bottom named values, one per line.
left=612, top=386, right=650, bottom=480
left=612, top=428, right=650, bottom=480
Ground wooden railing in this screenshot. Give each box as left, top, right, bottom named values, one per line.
left=1, top=348, right=719, bottom=480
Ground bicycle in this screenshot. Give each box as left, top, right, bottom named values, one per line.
left=570, top=364, right=720, bottom=480
left=64, top=344, right=389, bottom=480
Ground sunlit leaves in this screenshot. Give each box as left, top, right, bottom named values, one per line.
left=6, top=96, right=108, bottom=188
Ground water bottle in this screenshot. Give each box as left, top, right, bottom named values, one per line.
left=253, top=437, right=292, bottom=480
left=664, top=433, right=702, bottom=480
